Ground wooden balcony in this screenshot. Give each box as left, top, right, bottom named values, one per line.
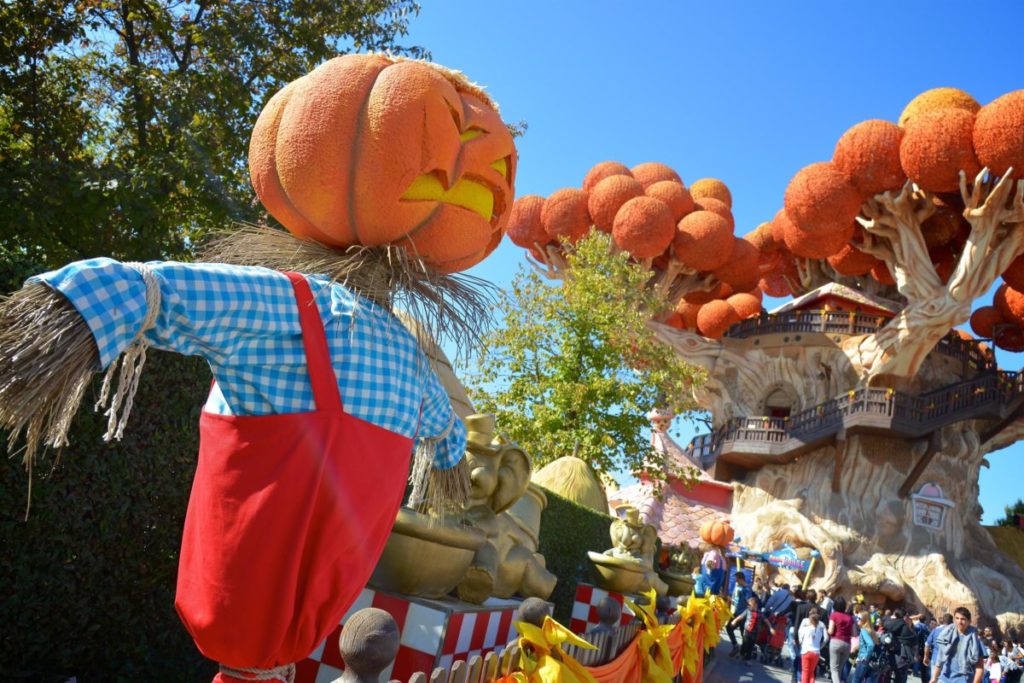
left=723, top=310, right=995, bottom=375
left=684, top=371, right=1024, bottom=473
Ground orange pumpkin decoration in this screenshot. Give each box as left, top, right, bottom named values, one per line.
left=699, top=519, right=735, bottom=547
left=249, top=54, right=517, bottom=273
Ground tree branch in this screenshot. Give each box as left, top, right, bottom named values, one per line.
left=843, top=169, right=1024, bottom=380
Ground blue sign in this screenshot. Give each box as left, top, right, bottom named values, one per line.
left=765, top=544, right=820, bottom=573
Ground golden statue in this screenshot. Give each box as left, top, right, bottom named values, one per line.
left=588, top=505, right=668, bottom=596
left=456, top=414, right=557, bottom=604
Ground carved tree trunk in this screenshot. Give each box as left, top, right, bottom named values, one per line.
left=848, top=171, right=1024, bottom=381
left=729, top=427, right=1024, bottom=629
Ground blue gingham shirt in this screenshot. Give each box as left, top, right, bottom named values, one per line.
left=32, top=258, right=466, bottom=469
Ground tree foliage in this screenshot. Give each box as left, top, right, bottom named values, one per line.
left=995, top=498, right=1024, bottom=527
left=468, top=232, right=705, bottom=483
left=0, top=0, right=427, bottom=267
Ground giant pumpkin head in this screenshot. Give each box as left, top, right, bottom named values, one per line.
left=249, top=54, right=517, bottom=273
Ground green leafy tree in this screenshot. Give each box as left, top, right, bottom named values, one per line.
left=0, top=0, right=427, bottom=267
left=996, top=499, right=1024, bottom=527
left=468, top=232, right=705, bottom=485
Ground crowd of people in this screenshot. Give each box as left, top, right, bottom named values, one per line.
left=724, top=574, right=1024, bottom=683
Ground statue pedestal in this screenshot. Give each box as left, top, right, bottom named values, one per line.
left=295, top=588, right=523, bottom=683
left=570, top=582, right=640, bottom=634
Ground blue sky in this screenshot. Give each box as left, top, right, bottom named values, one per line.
left=403, top=0, right=1024, bottom=523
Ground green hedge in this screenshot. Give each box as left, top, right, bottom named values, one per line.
left=0, top=351, right=216, bottom=681
left=536, top=488, right=615, bottom=623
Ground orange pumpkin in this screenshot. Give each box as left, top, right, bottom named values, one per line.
left=700, top=519, right=735, bottom=547
left=249, top=54, right=517, bottom=273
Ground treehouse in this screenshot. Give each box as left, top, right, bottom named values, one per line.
left=509, top=86, right=1024, bottom=627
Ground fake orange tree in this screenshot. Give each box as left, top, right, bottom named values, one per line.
left=507, top=87, right=1024, bottom=629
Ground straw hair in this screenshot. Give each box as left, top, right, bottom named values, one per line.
left=201, top=224, right=498, bottom=367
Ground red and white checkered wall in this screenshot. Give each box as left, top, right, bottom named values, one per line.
left=294, top=588, right=520, bottom=683
left=569, top=583, right=638, bottom=634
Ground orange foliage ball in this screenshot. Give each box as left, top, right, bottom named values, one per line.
left=745, top=222, right=778, bottom=254
left=973, top=90, right=1024, bottom=177
left=827, top=243, right=878, bottom=276
left=922, top=199, right=966, bottom=249
left=784, top=161, right=863, bottom=235
left=684, top=282, right=733, bottom=305
left=588, top=175, right=644, bottom=232
left=630, top=162, right=682, bottom=189
left=931, top=245, right=957, bottom=284
left=646, top=180, right=695, bottom=222
left=663, top=312, right=684, bottom=329
left=506, top=195, right=547, bottom=248
left=612, top=196, right=676, bottom=258
left=1003, top=254, right=1024, bottom=291
left=899, top=88, right=980, bottom=128
left=777, top=209, right=853, bottom=259
left=690, top=178, right=733, bottom=209
left=726, top=293, right=761, bottom=320
left=249, top=54, right=516, bottom=273
left=970, top=306, right=1005, bottom=338
left=899, top=108, right=981, bottom=193
left=871, top=261, right=896, bottom=286
left=760, top=272, right=792, bottom=298
left=713, top=238, right=761, bottom=292
left=675, top=301, right=702, bottom=330
left=996, top=326, right=1024, bottom=353
left=583, top=161, right=633, bottom=193
left=995, top=284, right=1024, bottom=326
left=695, top=197, right=735, bottom=230
left=674, top=211, right=736, bottom=271
left=541, top=188, right=591, bottom=243
left=833, top=120, right=906, bottom=197
left=699, top=519, right=735, bottom=547
left=697, top=300, right=740, bottom=340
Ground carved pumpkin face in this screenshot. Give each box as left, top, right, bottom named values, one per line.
left=249, top=54, right=517, bottom=273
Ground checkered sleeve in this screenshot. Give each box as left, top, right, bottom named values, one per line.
left=418, top=367, right=467, bottom=470
left=30, top=258, right=297, bottom=369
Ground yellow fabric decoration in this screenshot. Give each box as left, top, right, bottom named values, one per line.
left=624, top=589, right=676, bottom=683
left=514, top=616, right=598, bottom=683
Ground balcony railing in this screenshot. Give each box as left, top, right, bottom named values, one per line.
left=685, top=371, right=1024, bottom=466
left=722, top=310, right=995, bottom=373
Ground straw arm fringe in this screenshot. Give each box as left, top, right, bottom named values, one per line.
left=0, top=282, right=100, bottom=470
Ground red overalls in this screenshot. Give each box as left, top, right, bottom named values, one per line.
left=175, top=272, right=415, bottom=682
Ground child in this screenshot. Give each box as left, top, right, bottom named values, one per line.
left=731, top=596, right=775, bottom=664
left=986, top=650, right=1003, bottom=683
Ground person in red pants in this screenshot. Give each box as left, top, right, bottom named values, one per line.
left=799, top=608, right=830, bottom=683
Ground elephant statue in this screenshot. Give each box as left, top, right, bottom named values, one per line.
left=456, top=414, right=557, bottom=604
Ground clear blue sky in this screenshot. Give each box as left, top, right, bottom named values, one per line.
left=403, top=0, right=1024, bottom=523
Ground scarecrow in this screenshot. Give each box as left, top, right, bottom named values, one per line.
left=0, top=54, right=517, bottom=682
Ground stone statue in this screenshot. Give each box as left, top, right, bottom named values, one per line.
left=607, top=505, right=658, bottom=563
left=456, top=414, right=558, bottom=604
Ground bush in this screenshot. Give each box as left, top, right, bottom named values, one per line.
left=0, top=351, right=216, bottom=681
left=536, top=488, right=615, bottom=622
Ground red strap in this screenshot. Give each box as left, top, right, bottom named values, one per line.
left=284, top=272, right=343, bottom=413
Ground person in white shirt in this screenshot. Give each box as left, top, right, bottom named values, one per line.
left=799, top=607, right=830, bottom=683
